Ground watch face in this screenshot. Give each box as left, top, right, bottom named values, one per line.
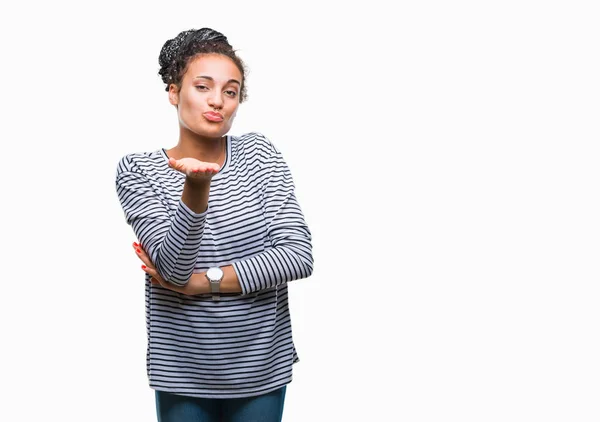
left=206, top=267, right=223, bottom=281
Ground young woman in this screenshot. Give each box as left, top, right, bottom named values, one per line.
left=115, top=28, right=313, bottom=422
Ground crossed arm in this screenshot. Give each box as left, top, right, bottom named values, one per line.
left=137, top=156, right=243, bottom=295
left=133, top=242, right=241, bottom=295
left=117, top=143, right=313, bottom=297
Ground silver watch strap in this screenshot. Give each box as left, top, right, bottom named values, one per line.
left=206, top=267, right=223, bottom=301
left=210, top=281, right=220, bottom=301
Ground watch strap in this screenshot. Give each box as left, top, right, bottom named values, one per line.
left=206, top=267, right=223, bottom=301
left=210, top=280, right=220, bottom=301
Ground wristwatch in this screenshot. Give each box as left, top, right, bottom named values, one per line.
left=205, top=267, right=224, bottom=301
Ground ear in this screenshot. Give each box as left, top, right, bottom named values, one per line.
left=168, top=84, right=180, bottom=106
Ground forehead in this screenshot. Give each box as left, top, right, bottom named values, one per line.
left=184, top=54, right=242, bottom=82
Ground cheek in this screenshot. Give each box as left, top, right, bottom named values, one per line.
left=229, top=105, right=239, bottom=119
left=179, top=97, right=201, bottom=118
left=182, top=95, right=199, bottom=110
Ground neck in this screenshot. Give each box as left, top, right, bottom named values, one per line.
left=169, top=127, right=226, bottom=165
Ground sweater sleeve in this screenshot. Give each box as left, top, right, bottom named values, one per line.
left=115, top=156, right=207, bottom=286
left=232, top=142, right=314, bottom=295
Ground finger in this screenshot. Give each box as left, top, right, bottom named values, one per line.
left=135, top=248, right=154, bottom=268
left=190, top=168, right=219, bottom=178
left=132, top=242, right=145, bottom=255
left=135, top=250, right=154, bottom=269
left=203, top=163, right=220, bottom=173
left=151, top=277, right=160, bottom=285
left=133, top=241, right=148, bottom=254
left=133, top=242, right=150, bottom=258
left=169, top=158, right=187, bottom=174
left=141, top=264, right=160, bottom=277
left=141, top=264, right=167, bottom=284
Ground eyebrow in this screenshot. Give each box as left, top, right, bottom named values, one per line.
left=193, top=76, right=241, bottom=86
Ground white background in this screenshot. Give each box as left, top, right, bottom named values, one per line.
left=1, top=1, right=599, bottom=421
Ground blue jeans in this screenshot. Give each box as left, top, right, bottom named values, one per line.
left=155, top=386, right=287, bottom=422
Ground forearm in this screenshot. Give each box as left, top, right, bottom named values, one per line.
left=188, top=265, right=242, bottom=295
left=228, top=139, right=313, bottom=295
left=138, top=184, right=209, bottom=286
left=220, top=265, right=242, bottom=293
left=183, top=242, right=313, bottom=297
left=117, top=161, right=213, bottom=287
left=181, top=178, right=211, bottom=213
left=148, top=179, right=212, bottom=284
left=185, top=252, right=310, bottom=296
left=232, top=240, right=313, bottom=295
left=143, top=206, right=204, bottom=286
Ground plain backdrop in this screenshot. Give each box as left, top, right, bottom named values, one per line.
left=1, top=1, right=599, bottom=421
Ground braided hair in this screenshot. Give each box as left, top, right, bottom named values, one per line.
left=158, top=28, right=247, bottom=102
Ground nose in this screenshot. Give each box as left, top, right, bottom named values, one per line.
left=207, top=91, right=224, bottom=110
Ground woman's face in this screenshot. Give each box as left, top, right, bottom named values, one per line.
left=170, top=54, right=242, bottom=139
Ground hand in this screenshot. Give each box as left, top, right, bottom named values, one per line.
left=132, top=241, right=208, bottom=295
left=132, top=242, right=164, bottom=287
left=168, top=157, right=220, bottom=182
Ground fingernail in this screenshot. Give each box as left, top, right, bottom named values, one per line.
left=136, top=249, right=141, bottom=253
left=142, top=265, right=147, bottom=269
left=134, top=242, right=139, bottom=247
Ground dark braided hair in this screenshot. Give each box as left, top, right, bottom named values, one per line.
left=158, top=28, right=247, bottom=102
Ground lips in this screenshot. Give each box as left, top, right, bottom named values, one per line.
left=203, top=111, right=224, bottom=122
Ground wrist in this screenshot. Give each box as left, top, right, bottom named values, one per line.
left=182, top=179, right=211, bottom=213
left=198, top=272, right=211, bottom=295
left=205, top=267, right=224, bottom=301
left=185, top=176, right=211, bottom=188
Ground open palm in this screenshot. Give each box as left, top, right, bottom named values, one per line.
left=168, top=157, right=220, bottom=180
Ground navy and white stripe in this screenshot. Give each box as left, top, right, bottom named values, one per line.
left=115, top=132, right=313, bottom=398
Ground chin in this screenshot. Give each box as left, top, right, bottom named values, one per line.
left=190, top=124, right=231, bottom=139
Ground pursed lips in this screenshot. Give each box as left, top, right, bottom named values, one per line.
left=203, top=111, right=224, bottom=122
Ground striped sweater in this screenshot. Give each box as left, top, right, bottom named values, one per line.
left=115, top=132, right=313, bottom=398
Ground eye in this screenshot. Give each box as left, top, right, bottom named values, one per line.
left=195, top=85, right=209, bottom=91
left=225, top=90, right=238, bottom=98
